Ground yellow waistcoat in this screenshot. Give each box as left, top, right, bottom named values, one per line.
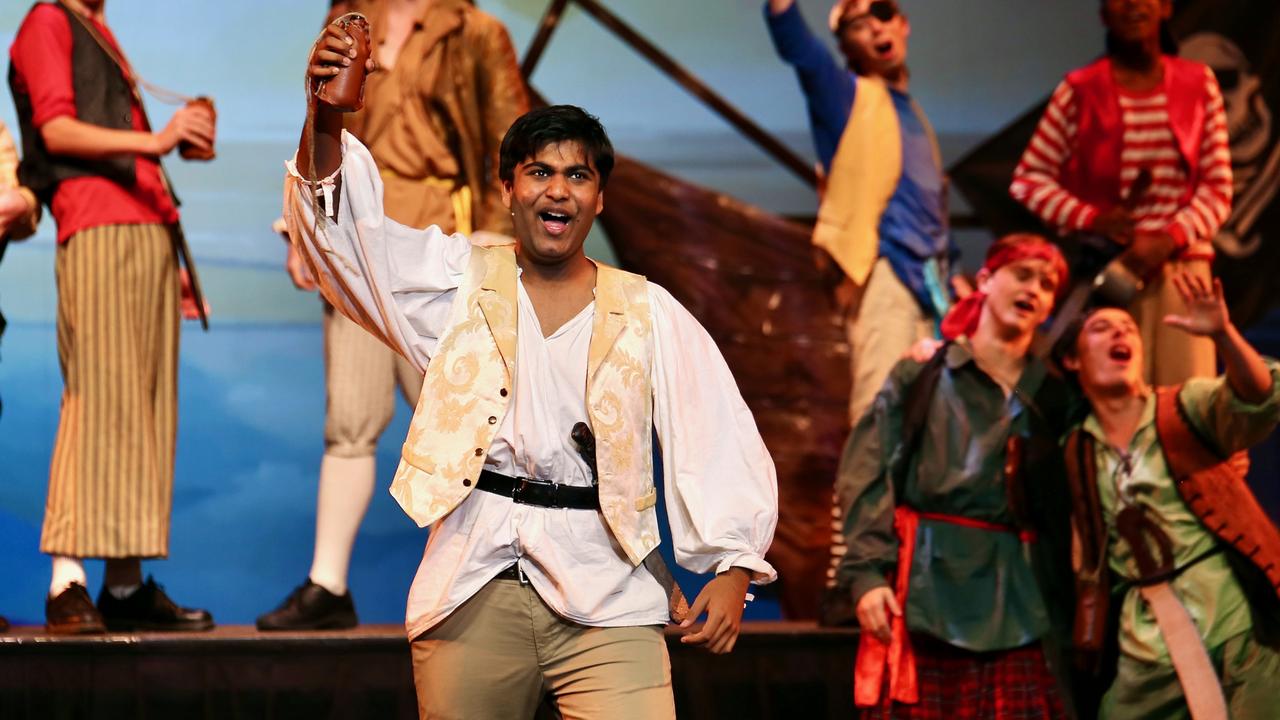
left=389, top=244, right=662, bottom=566
left=812, top=76, right=941, bottom=287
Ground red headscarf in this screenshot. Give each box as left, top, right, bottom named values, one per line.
left=939, top=234, right=1068, bottom=340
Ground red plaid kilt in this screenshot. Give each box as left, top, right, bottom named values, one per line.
left=859, top=636, right=1067, bottom=720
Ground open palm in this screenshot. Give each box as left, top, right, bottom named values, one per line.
left=1163, top=272, right=1229, bottom=338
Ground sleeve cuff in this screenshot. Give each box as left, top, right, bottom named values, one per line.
left=1163, top=220, right=1191, bottom=249
left=847, top=574, right=890, bottom=605
left=1076, top=205, right=1099, bottom=232
left=715, top=553, right=777, bottom=585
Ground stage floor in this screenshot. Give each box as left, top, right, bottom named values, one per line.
left=1, top=621, right=858, bottom=719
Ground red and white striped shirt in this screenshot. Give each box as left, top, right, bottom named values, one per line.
left=1010, top=66, right=1231, bottom=260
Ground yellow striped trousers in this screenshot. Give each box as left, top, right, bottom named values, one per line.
left=41, top=223, right=179, bottom=559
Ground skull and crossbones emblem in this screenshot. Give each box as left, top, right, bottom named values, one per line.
left=1181, top=32, right=1279, bottom=258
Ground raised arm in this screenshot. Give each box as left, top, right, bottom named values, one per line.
left=763, top=0, right=854, bottom=169
left=295, top=24, right=366, bottom=192
left=1164, top=273, right=1272, bottom=405
left=284, top=22, right=472, bottom=372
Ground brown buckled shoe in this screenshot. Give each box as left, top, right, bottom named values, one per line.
left=97, top=576, right=215, bottom=632
left=46, top=582, right=107, bottom=635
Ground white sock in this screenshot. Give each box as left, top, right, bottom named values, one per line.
left=307, top=453, right=376, bottom=596
left=107, top=583, right=141, bottom=599
left=50, top=556, right=87, bottom=597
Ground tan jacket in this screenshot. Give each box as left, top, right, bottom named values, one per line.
left=389, top=244, right=664, bottom=566
left=344, top=0, right=528, bottom=233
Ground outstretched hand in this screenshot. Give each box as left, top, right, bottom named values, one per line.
left=1163, top=272, right=1230, bottom=338
left=679, top=567, right=751, bottom=654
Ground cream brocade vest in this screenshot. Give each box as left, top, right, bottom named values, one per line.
left=812, top=75, right=941, bottom=287
left=389, top=244, right=662, bottom=566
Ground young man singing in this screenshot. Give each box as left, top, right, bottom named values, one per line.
left=837, top=234, right=1072, bottom=719
left=283, top=25, right=778, bottom=719
left=1059, top=276, right=1280, bottom=719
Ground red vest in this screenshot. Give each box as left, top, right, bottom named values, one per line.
left=1061, top=56, right=1210, bottom=214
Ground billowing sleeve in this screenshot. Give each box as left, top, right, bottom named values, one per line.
left=283, top=130, right=473, bottom=372
left=649, top=284, right=778, bottom=584
left=1179, top=358, right=1280, bottom=456
left=834, top=359, right=916, bottom=603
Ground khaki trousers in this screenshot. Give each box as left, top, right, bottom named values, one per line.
left=410, top=577, right=675, bottom=720
left=1130, top=258, right=1216, bottom=386
left=846, top=257, right=936, bottom=425
left=322, top=305, right=424, bottom=457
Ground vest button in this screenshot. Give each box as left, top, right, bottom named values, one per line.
left=474, top=448, right=483, bottom=456
left=462, top=478, right=472, bottom=487
left=488, top=416, right=497, bottom=424
left=500, top=388, right=508, bottom=397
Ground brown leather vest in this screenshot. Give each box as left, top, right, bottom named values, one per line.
left=1063, top=386, right=1280, bottom=658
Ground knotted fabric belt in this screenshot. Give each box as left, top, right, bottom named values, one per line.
left=378, top=168, right=473, bottom=235
left=854, top=506, right=1036, bottom=709
left=476, top=469, right=600, bottom=510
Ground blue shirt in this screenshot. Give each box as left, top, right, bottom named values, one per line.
left=765, top=2, right=952, bottom=317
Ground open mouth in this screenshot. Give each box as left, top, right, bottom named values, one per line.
left=1108, top=344, right=1133, bottom=362
left=1013, top=298, right=1037, bottom=314
left=874, top=40, right=894, bottom=59
left=538, top=209, right=572, bottom=236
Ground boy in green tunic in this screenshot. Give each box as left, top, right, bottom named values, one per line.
left=1059, top=273, right=1280, bottom=719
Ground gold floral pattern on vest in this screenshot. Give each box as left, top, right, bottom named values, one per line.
left=389, top=244, right=660, bottom=566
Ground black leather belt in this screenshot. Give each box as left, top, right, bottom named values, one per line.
left=476, top=469, right=600, bottom=510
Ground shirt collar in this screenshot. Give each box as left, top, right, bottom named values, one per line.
left=1081, top=391, right=1156, bottom=444
left=945, top=337, right=1048, bottom=399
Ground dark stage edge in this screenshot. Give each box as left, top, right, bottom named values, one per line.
left=0, top=622, right=858, bottom=719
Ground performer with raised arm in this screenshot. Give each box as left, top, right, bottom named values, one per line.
left=765, top=0, right=959, bottom=609
left=10, top=0, right=215, bottom=634
left=283, top=23, right=777, bottom=719
left=765, top=0, right=956, bottom=423
left=1011, top=0, right=1232, bottom=385
left=1058, top=276, right=1280, bottom=718
left=259, top=0, right=529, bottom=632
left=836, top=234, right=1072, bottom=719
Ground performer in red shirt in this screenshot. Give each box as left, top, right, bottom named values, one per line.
left=1010, top=0, right=1231, bottom=386
left=10, top=0, right=215, bottom=633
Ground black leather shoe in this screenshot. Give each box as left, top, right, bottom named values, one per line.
left=256, top=580, right=358, bottom=631
left=46, top=582, right=106, bottom=635
left=97, top=576, right=215, bottom=632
